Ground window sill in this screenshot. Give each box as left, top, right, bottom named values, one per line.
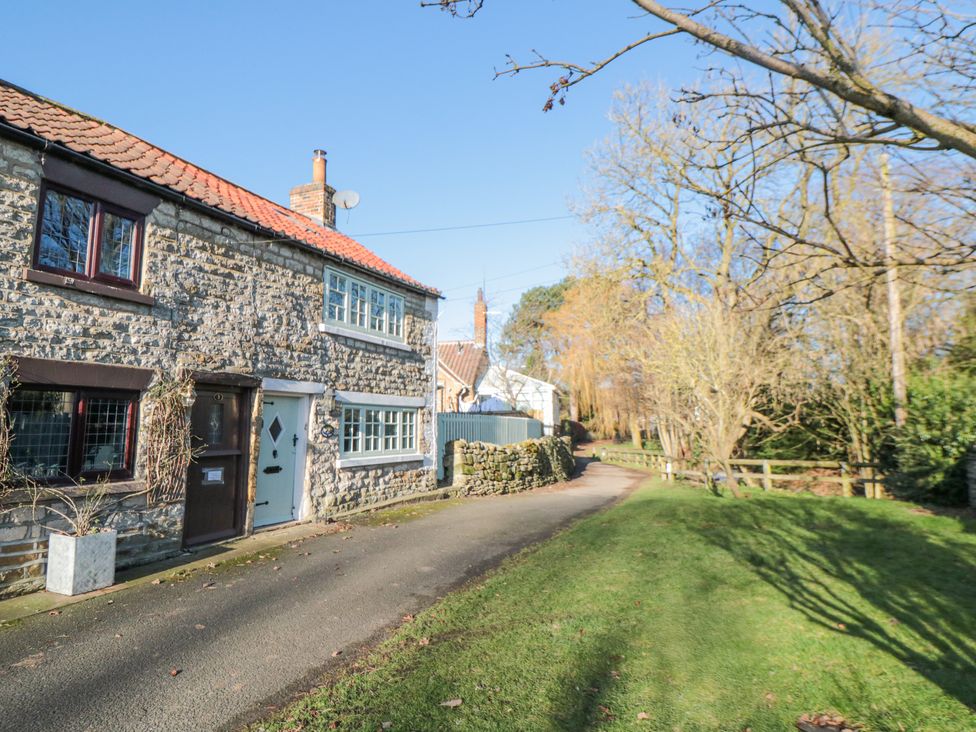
left=317, top=322, right=411, bottom=352
left=336, top=454, right=424, bottom=469
left=24, top=268, right=155, bottom=306
left=0, top=480, right=148, bottom=507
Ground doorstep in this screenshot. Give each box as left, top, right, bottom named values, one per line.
left=0, top=520, right=335, bottom=627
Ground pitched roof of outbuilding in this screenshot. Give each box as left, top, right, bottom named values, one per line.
left=0, top=79, right=438, bottom=295
left=437, top=340, right=490, bottom=389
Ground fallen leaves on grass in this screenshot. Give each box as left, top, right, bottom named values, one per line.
left=637, top=712, right=650, bottom=721
left=440, top=699, right=462, bottom=708
left=418, top=637, right=430, bottom=646
left=796, top=713, right=862, bottom=731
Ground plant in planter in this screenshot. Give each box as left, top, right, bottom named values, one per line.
left=31, top=479, right=118, bottom=596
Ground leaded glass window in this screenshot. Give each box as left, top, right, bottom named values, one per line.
left=38, top=190, right=94, bottom=275
left=35, top=186, right=143, bottom=287
left=7, top=387, right=137, bottom=482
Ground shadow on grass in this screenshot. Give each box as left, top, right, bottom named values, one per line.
left=688, top=494, right=976, bottom=712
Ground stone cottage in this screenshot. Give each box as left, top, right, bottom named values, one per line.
left=0, top=80, right=440, bottom=597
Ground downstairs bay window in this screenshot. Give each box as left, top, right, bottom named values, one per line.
left=7, top=387, right=138, bottom=482
left=340, top=405, right=417, bottom=458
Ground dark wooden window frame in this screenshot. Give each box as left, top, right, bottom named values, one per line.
left=33, top=181, right=145, bottom=290
left=10, top=384, right=140, bottom=485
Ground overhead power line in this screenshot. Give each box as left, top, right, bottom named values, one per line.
left=440, top=261, right=564, bottom=293
left=350, top=214, right=574, bottom=238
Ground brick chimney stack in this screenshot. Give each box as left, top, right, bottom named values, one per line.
left=474, top=288, right=487, bottom=348
left=289, top=149, right=336, bottom=228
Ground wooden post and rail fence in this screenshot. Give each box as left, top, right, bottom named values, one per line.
left=598, top=447, right=888, bottom=498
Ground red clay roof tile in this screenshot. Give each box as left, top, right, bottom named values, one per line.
left=0, top=79, right=438, bottom=295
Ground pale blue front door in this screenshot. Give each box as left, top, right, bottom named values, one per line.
left=254, top=395, right=302, bottom=527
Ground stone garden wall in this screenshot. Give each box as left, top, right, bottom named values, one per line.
left=447, top=436, right=575, bottom=495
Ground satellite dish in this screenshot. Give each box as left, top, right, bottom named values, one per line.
left=333, top=190, right=361, bottom=210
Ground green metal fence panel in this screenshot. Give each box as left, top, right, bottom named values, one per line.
left=437, top=413, right=543, bottom=479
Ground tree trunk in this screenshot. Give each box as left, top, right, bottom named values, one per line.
left=629, top=416, right=643, bottom=450
left=881, top=152, right=908, bottom=429
left=721, top=458, right=742, bottom=498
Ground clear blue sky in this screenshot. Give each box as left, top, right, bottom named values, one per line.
left=2, top=1, right=699, bottom=341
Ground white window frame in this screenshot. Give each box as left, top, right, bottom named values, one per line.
left=324, top=268, right=406, bottom=342
left=339, top=404, right=419, bottom=459
left=327, top=272, right=347, bottom=322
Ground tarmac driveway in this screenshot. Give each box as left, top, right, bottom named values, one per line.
left=0, top=459, right=639, bottom=732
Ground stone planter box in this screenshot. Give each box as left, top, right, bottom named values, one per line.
left=45, top=530, right=117, bottom=596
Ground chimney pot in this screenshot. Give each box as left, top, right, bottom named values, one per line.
left=312, top=149, right=327, bottom=184
left=290, top=149, right=336, bottom=228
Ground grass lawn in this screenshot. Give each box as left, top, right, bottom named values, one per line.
left=255, top=480, right=976, bottom=732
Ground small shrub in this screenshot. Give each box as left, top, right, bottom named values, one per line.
left=893, top=370, right=976, bottom=505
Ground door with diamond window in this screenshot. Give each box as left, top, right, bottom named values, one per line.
left=254, top=394, right=301, bottom=527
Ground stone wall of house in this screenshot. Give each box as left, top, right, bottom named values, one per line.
left=314, top=294, right=439, bottom=513
left=0, top=491, right=183, bottom=598
left=447, top=436, right=575, bottom=495
left=0, top=137, right=437, bottom=596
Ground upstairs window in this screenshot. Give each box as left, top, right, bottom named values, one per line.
left=35, top=185, right=143, bottom=288
left=324, top=268, right=406, bottom=341
left=350, top=282, right=368, bottom=328
left=369, top=290, right=386, bottom=332
left=327, top=272, right=347, bottom=321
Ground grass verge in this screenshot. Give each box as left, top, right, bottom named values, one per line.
left=253, top=480, right=976, bottom=731
left=345, top=498, right=466, bottom=527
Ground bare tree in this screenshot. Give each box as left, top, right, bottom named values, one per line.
left=425, top=1, right=976, bottom=272
left=425, top=1, right=976, bottom=158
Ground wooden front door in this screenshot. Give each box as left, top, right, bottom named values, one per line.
left=183, top=387, right=247, bottom=546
